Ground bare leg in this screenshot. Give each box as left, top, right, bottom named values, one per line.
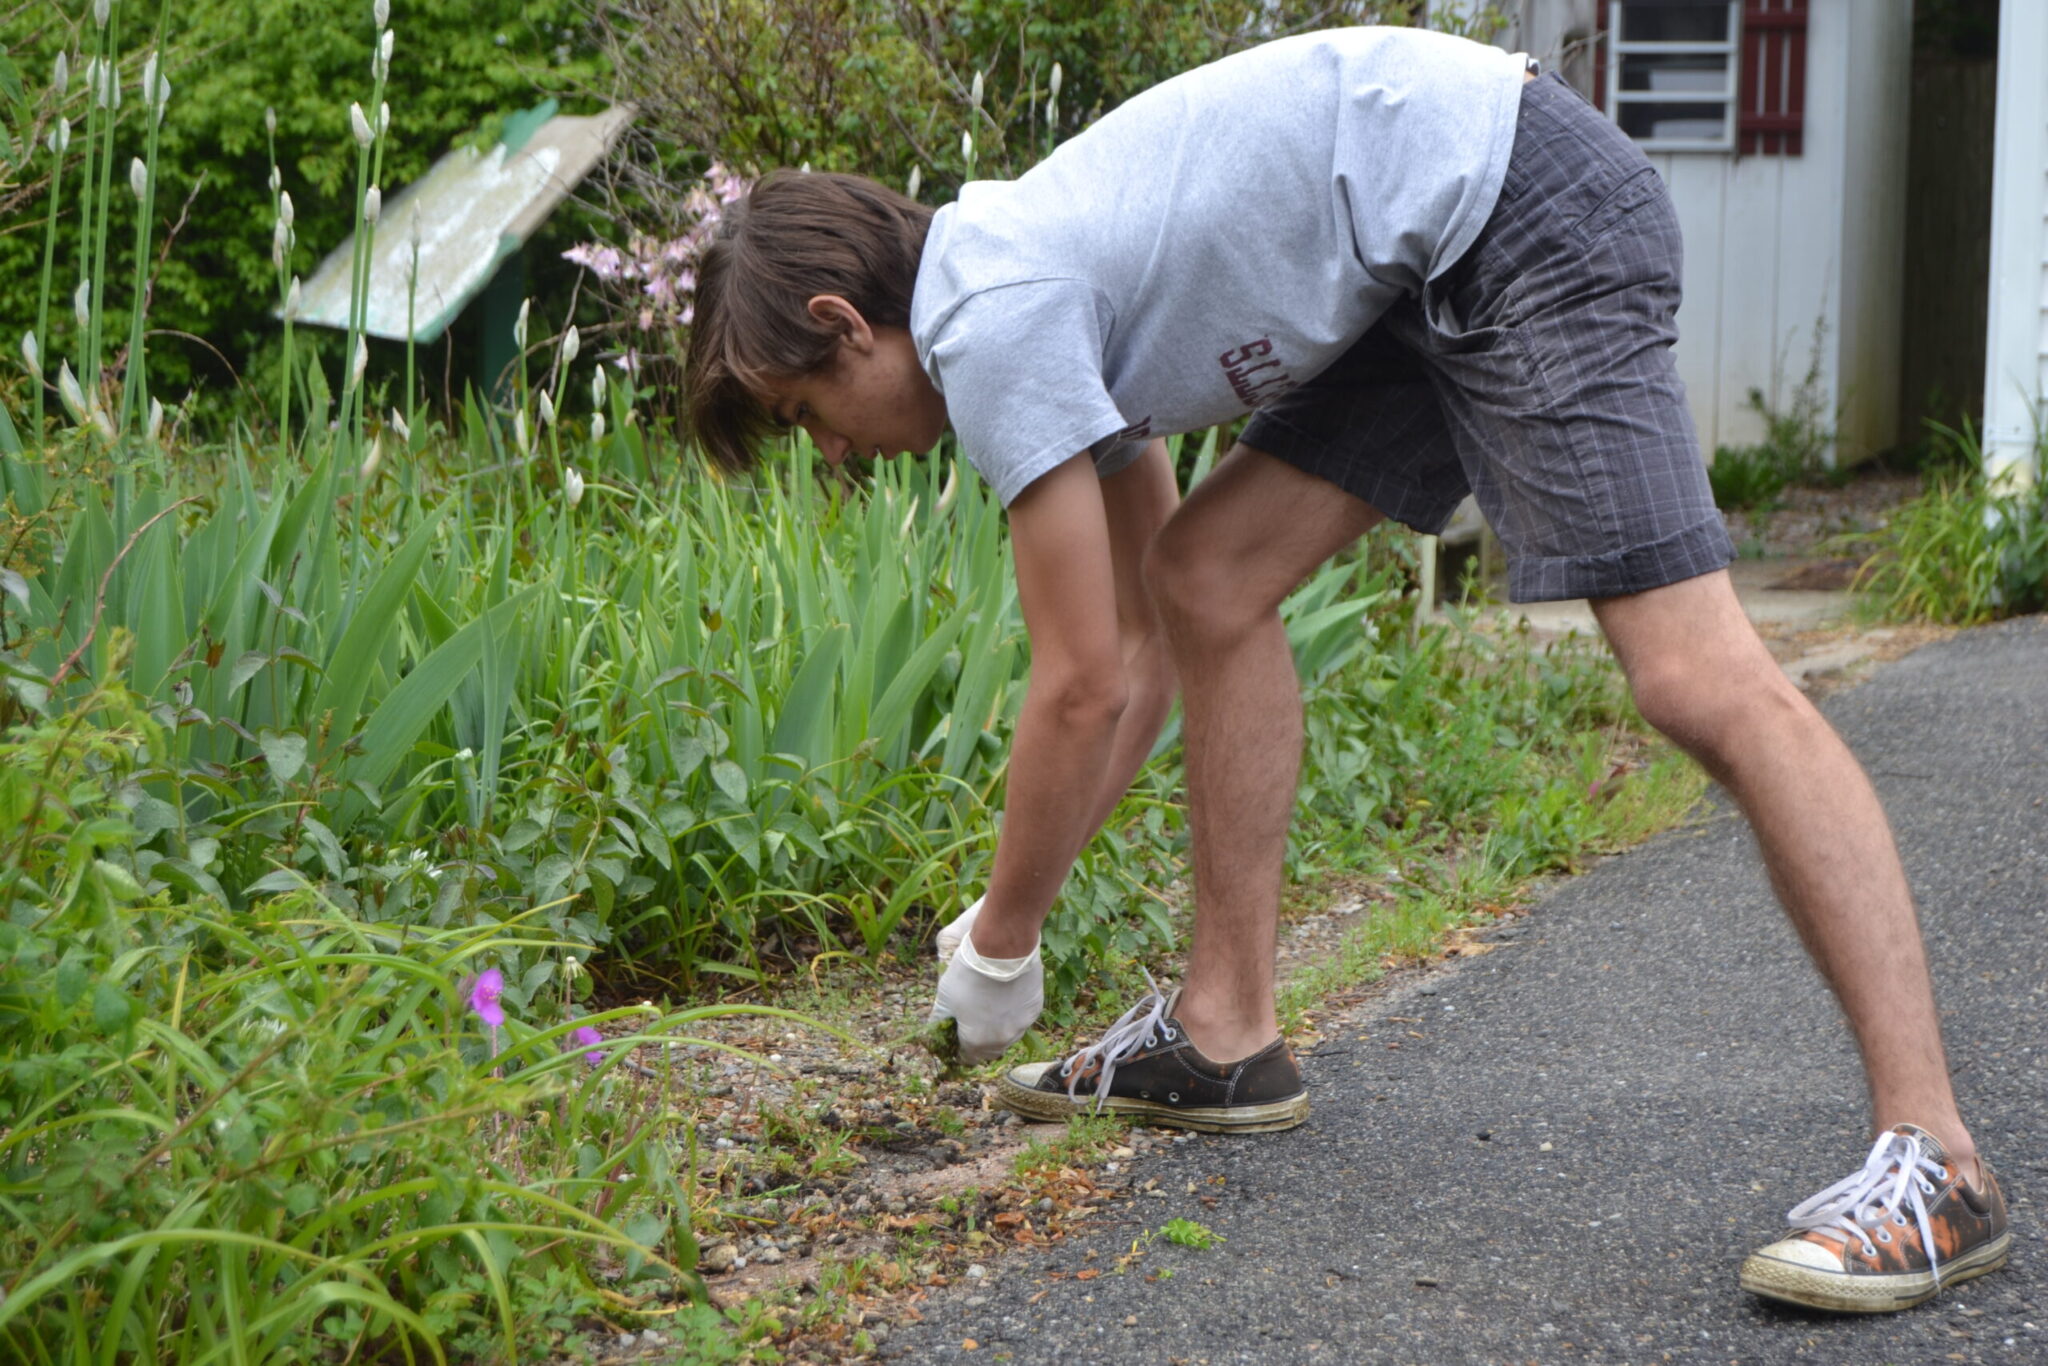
left=1592, top=571, right=1981, bottom=1181
left=1145, top=446, right=1383, bottom=1062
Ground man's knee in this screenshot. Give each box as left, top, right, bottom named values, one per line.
left=1627, top=648, right=1809, bottom=761
left=1143, top=518, right=1270, bottom=639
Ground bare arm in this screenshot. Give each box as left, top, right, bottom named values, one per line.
left=967, top=449, right=1163, bottom=959
left=1079, top=439, right=1179, bottom=834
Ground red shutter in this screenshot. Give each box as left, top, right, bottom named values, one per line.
left=1739, top=0, right=1808, bottom=155
left=1593, top=0, right=1610, bottom=113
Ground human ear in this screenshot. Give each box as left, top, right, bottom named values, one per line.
left=806, top=295, right=875, bottom=352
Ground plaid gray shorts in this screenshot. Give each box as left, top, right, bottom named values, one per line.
left=1241, top=73, right=1735, bottom=603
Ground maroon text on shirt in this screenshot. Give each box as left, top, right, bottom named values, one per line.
left=1219, top=339, right=1295, bottom=409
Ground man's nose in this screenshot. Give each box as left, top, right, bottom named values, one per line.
left=809, top=426, right=850, bottom=466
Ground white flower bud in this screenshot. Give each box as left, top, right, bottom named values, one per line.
left=271, top=219, right=290, bottom=269
left=142, top=53, right=157, bottom=104
left=359, top=435, right=382, bottom=480
left=590, top=366, right=606, bottom=406
left=268, top=165, right=281, bottom=194
left=375, top=0, right=390, bottom=27
left=380, top=29, right=394, bottom=65
left=590, top=411, right=606, bottom=444
left=21, top=332, right=40, bottom=374
left=57, top=362, right=86, bottom=420
left=350, top=103, right=373, bottom=147
left=961, top=130, right=973, bottom=164
left=1046, top=96, right=1058, bottom=127
left=378, top=102, right=389, bottom=134
left=970, top=69, right=984, bottom=109
left=563, top=466, right=585, bottom=508
left=95, top=0, right=111, bottom=28
left=91, top=407, right=116, bottom=441
left=148, top=396, right=163, bottom=442
left=54, top=53, right=68, bottom=97
left=155, top=75, right=170, bottom=119
left=364, top=185, right=381, bottom=224
left=906, top=165, right=921, bottom=200
left=560, top=325, right=579, bottom=367
left=512, top=298, right=529, bottom=346
left=266, top=106, right=277, bottom=135
left=1049, top=61, right=1062, bottom=100
left=538, top=390, right=555, bottom=426
left=389, top=407, right=410, bottom=440
left=513, top=410, right=530, bottom=455
left=284, top=276, right=302, bottom=319
left=50, top=119, right=72, bottom=155
left=351, top=336, right=368, bottom=387
left=74, top=280, right=90, bottom=330
left=279, top=190, right=294, bottom=228
left=130, top=157, right=147, bottom=201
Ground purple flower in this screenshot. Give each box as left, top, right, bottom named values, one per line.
left=570, top=1025, right=604, bottom=1066
left=467, top=968, right=506, bottom=1027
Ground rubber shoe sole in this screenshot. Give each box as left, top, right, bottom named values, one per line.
left=994, top=1070, right=1309, bottom=1134
left=1739, top=1229, right=2011, bottom=1314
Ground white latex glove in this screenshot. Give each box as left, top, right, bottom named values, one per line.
left=935, top=894, right=984, bottom=964
left=927, top=933, right=1043, bottom=1063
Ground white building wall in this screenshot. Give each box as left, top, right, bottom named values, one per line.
left=1982, top=0, right=2048, bottom=485
left=1501, top=0, right=1911, bottom=463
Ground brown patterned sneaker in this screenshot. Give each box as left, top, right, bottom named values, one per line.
left=993, top=981, right=1308, bottom=1133
left=1740, top=1124, right=2010, bottom=1313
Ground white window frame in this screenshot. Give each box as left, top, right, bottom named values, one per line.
left=1607, top=0, right=1742, bottom=153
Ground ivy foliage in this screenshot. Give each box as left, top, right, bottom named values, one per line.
left=2, top=0, right=607, bottom=412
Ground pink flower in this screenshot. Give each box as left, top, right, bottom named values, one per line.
left=570, top=1025, right=604, bottom=1066
left=467, top=968, right=506, bottom=1027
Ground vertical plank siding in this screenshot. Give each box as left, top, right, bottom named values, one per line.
left=1899, top=59, right=1998, bottom=440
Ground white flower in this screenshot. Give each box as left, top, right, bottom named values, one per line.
left=961, top=130, right=973, bottom=165
left=21, top=332, right=39, bottom=375
left=378, top=101, right=389, bottom=134
left=969, top=69, right=984, bottom=109
left=358, top=434, right=382, bottom=480
left=906, top=165, right=921, bottom=200
left=563, top=954, right=585, bottom=980
left=268, top=165, right=280, bottom=194
left=96, top=58, right=118, bottom=109
left=350, top=102, right=373, bottom=147
left=278, top=190, right=294, bottom=228
left=94, top=0, right=110, bottom=28
left=389, top=407, right=410, bottom=440
left=53, top=53, right=68, bottom=97
left=148, top=397, right=163, bottom=442
left=284, top=276, right=302, bottom=320
left=141, top=52, right=157, bottom=104
left=590, top=411, right=606, bottom=444
left=351, top=336, right=368, bottom=387
left=537, top=390, right=555, bottom=426
left=514, top=410, right=530, bottom=455
left=380, top=29, right=394, bottom=65
left=74, top=280, right=90, bottom=330
left=57, top=362, right=86, bottom=421
left=1046, top=96, right=1058, bottom=126
left=560, top=325, right=579, bottom=367
left=563, top=466, right=585, bottom=508
left=130, top=157, right=147, bottom=201
left=1049, top=61, right=1062, bottom=100
left=265, top=106, right=277, bottom=135
left=49, top=119, right=71, bottom=155
left=512, top=298, right=529, bottom=346
left=155, top=74, right=170, bottom=120
left=375, top=0, right=390, bottom=27
left=364, top=185, right=381, bottom=224
left=590, top=366, right=606, bottom=406
left=271, top=219, right=291, bottom=269
left=454, top=747, right=474, bottom=762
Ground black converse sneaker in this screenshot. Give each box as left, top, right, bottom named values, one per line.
left=994, top=981, right=1309, bottom=1133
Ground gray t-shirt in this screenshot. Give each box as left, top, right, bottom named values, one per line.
left=910, top=26, right=1527, bottom=506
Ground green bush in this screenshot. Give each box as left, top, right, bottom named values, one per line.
left=1, top=0, right=607, bottom=425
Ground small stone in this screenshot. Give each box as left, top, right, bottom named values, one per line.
left=966, top=1263, right=987, bottom=1279
left=1111, top=1146, right=1135, bottom=1159
left=1123, top=1315, right=1139, bottom=1327
left=618, top=1334, right=635, bottom=1349
left=699, top=1243, right=738, bottom=1274
left=884, top=1197, right=908, bottom=1214
left=1417, top=986, right=1438, bottom=996
left=755, top=1246, right=784, bottom=1264
left=1037, top=1197, right=1054, bottom=1211
left=1539, top=1141, right=1554, bottom=1152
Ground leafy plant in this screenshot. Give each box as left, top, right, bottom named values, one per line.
left=1159, top=1217, right=1223, bottom=1250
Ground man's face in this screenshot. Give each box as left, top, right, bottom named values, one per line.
left=765, top=300, right=948, bottom=467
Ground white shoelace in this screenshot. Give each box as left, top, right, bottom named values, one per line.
left=1784, top=1129, right=1951, bottom=1282
left=1057, top=973, right=1176, bottom=1110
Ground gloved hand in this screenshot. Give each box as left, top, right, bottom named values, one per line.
left=935, top=895, right=985, bottom=965
left=927, top=930, right=1043, bottom=1063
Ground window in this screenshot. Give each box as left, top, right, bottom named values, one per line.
left=1594, top=1, right=1810, bottom=157
left=1605, top=1, right=1741, bottom=151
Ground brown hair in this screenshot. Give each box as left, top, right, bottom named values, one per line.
left=685, top=170, right=935, bottom=473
